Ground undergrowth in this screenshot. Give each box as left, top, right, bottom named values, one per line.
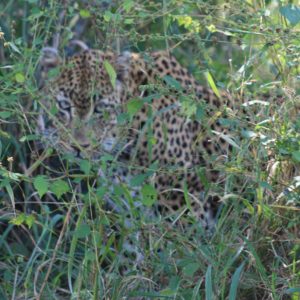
left=0, top=0, right=300, bottom=299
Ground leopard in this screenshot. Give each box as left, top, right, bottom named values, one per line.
left=39, top=48, right=293, bottom=229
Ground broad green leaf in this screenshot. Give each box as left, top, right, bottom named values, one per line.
left=0, top=129, right=11, bottom=139
left=10, top=213, right=35, bottom=229
left=104, top=60, right=116, bottom=87
left=74, top=223, right=91, bottom=238
left=0, top=111, right=12, bottom=119
left=164, top=75, right=182, bottom=91
left=205, top=71, right=220, bottom=98
left=228, top=262, right=245, bottom=300
left=127, top=99, right=144, bottom=116
left=141, top=184, right=157, bottom=206
left=25, top=214, right=35, bottom=229
left=180, top=97, right=197, bottom=118
left=104, top=10, right=113, bottom=22
left=15, top=73, right=25, bottom=83
left=123, top=0, right=134, bottom=12
left=50, top=180, right=70, bottom=199
left=124, top=18, right=134, bottom=24
left=79, top=9, right=90, bottom=18
left=33, top=176, right=49, bottom=198
left=176, top=16, right=193, bottom=27
left=206, top=24, right=216, bottom=32
left=175, top=15, right=201, bottom=32
left=183, top=262, right=200, bottom=277
left=292, top=151, right=300, bottom=162
left=259, top=181, right=273, bottom=191
left=196, top=105, right=205, bottom=121
left=117, top=112, right=130, bottom=124
left=10, top=213, right=26, bottom=226
left=80, top=159, right=91, bottom=175
left=130, top=173, right=148, bottom=187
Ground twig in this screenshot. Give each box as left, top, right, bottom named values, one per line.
left=35, top=198, right=73, bottom=299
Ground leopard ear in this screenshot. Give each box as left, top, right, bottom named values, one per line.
left=116, top=51, right=132, bottom=82
left=37, top=47, right=61, bottom=88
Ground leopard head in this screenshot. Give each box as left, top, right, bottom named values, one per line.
left=39, top=49, right=132, bottom=158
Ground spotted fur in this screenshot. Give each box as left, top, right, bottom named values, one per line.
left=41, top=49, right=287, bottom=228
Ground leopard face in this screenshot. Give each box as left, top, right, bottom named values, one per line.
left=41, top=50, right=127, bottom=157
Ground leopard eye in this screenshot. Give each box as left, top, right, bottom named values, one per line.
left=58, top=100, right=71, bottom=111
left=92, top=94, right=103, bottom=101
left=93, top=105, right=104, bottom=116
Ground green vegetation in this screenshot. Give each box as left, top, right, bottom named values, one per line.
left=0, top=0, right=300, bottom=299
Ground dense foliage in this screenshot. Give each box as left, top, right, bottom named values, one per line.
left=0, top=0, right=300, bottom=299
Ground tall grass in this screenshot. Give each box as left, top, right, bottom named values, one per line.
left=0, top=1, right=299, bottom=299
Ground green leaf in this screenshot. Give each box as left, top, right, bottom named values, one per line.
left=50, top=180, right=70, bottom=199
left=33, top=176, right=49, bottom=198
left=79, top=9, right=91, bottom=18
left=292, top=151, right=300, bottom=162
left=205, top=71, right=220, bottom=98
left=124, top=18, right=134, bottom=24
left=183, top=263, right=200, bottom=277
left=280, top=5, right=300, bottom=25
left=123, top=0, right=134, bottom=12
left=8, top=42, right=21, bottom=54
left=180, top=97, right=197, bottom=118
left=141, top=184, right=157, bottom=206
left=205, top=265, right=213, bottom=300
left=196, top=105, right=205, bottom=121
left=174, top=15, right=201, bottom=33
left=117, top=112, right=130, bottom=124
left=10, top=213, right=26, bottom=226
left=104, top=60, right=116, bottom=87
left=127, top=98, right=144, bottom=116
left=15, top=73, right=25, bottom=83
left=0, top=111, right=12, bottom=119
left=80, top=159, right=91, bottom=175
left=259, top=181, right=273, bottom=191
left=74, top=223, right=91, bottom=238
left=25, top=214, right=35, bottom=229
left=164, top=75, right=182, bottom=91
left=177, top=15, right=193, bottom=27
left=104, top=10, right=113, bottom=22
left=130, top=173, right=148, bottom=187
left=228, top=262, right=245, bottom=300
left=10, top=213, right=36, bottom=228
left=206, top=24, right=216, bottom=32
